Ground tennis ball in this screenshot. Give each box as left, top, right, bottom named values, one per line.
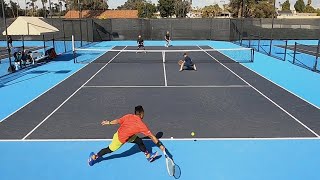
left=191, top=132, right=195, bottom=136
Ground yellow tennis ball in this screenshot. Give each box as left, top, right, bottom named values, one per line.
left=191, top=132, right=195, bottom=136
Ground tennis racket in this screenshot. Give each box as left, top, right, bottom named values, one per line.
left=163, top=151, right=175, bottom=177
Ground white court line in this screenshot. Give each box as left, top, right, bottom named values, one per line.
left=0, top=47, right=116, bottom=123
left=197, top=45, right=320, bottom=138
left=22, top=46, right=128, bottom=140
left=162, top=51, right=168, bottom=86
left=82, top=85, right=250, bottom=88
left=0, top=137, right=319, bottom=142
left=231, top=45, right=320, bottom=109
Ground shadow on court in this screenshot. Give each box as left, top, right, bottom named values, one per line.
left=94, top=132, right=176, bottom=164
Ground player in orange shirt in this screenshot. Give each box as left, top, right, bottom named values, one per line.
left=88, top=105, right=165, bottom=166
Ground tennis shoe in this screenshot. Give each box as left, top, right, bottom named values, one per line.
left=88, top=152, right=96, bottom=166
left=147, top=151, right=158, bottom=162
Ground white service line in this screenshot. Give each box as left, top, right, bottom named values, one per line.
left=22, top=46, right=128, bottom=140
left=82, top=85, right=250, bottom=88
left=197, top=45, right=320, bottom=138
left=1, top=137, right=319, bottom=142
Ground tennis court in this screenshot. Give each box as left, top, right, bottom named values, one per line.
left=1, top=40, right=320, bottom=179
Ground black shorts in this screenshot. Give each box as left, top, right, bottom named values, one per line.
left=184, top=62, right=194, bottom=67
left=138, top=44, right=144, bottom=47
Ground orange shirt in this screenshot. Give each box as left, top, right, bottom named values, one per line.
left=117, top=114, right=152, bottom=143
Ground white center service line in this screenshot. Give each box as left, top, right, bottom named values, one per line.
left=162, top=51, right=168, bottom=86
left=197, top=45, right=320, bottom=138
left=22, top=46, right=128, bottom=140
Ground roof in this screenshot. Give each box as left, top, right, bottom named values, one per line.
left=64, top=10, right=103, bottom=19
left=64, top=10, right=138, bottom=19
left=98, top=10, right=138, bottom=19
left=2, top=16, right=59, bottom=36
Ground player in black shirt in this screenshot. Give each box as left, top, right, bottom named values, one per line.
left=137, top=35, right=146, bottom=52
left=164, top=31, right=171, bottom=47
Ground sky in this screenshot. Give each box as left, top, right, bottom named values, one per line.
left=7, top=0, right=320, bottom=10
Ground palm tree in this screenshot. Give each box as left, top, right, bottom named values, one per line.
left=28, top=0, right=37, bottom=16
left=41, top=0, right=47, bottom=17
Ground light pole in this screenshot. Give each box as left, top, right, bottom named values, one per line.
left=1, top=0, right=13, bottom=70
left=269, top=0, right=276, bottom=55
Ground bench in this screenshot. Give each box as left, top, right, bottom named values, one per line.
left=30, top=51, right=49, bottom=64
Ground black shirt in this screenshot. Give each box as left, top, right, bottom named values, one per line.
left=184, top=56, right=192, bottom=64
left=165, top=34, right=170, bottom=40
left=137, top=38, right=144, bottom=45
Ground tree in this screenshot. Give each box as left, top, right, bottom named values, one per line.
left=137, top=2, right=157, bottom=18
left=174, top=0, right=191, bottom=18
left=117, top=0, right=144, bottom=10
left=294, top=0, right=305, bottom=13
left=304, top=5, right=315, bottom=13
left=281, top=0, right=290, bottom=10
left=253, top=1, right=274, bottom=18
left=307, top=0, right=311, bottom=5
left=229, top=0, right=256, bottom=18
left=9, top=1, right=20, bottom=17
left=202, top=4, right=222, bottom=18
left=41, top=0, right=47, bottom=17
left=158, top=0, right=175, bottom=17
left=316, top=8, right=320, bottom=15
left=229, top=0, right=243, bottom=17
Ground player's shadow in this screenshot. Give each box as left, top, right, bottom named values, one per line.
left=96, top=132, right=167, bottom=163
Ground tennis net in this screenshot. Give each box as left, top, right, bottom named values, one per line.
left=74, top=47, right=254, bottom=64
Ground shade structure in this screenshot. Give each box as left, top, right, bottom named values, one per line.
left=2, top=16, right=59, bottom=36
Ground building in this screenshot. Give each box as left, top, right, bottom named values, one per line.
left=277, top=10, right=320, bottom=19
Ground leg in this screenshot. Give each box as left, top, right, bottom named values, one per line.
left=179, top=61, right=185, bottom=72
left=93, top=131, right=123, bottom=159
left=193, top=64, right=197, bottom=71
left=129, top=135, right=158, bottom=161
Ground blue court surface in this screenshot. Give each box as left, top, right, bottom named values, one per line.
left=1, top=40, right=320, bottom=180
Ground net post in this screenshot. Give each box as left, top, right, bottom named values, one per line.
left=293, top=42, right=297, bottom=64
left=251, top=48, right=254, bottom=62
left=269, top=39, right=273, bottom=56
left=284, top=40, right=288, bottom=61
left=72, top=35, right=76, bottom=63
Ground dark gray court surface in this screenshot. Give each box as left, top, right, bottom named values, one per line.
left=1, top=46, right=320, bottom=140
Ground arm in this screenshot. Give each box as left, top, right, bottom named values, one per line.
left=148, top=133, right=165, bottom=152
left=101, top=119, right=120, bottom=126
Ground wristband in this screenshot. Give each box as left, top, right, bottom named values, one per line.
left=108, top=121, right=111, bottom=125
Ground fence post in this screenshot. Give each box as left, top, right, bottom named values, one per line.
left=63, top=21, right=66, bottom=53
left=284, top=40, right=287, bottom=61
left=314, top=40, right=320, bottom=71
left=258, top=36, right=260, bottom=51
left=43, top=35, right=46, bottom=53
left=269, top=39, right=273, bottom=56
left=293, top=42, right=297, bottom=64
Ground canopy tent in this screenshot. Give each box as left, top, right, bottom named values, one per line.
left=2, top=16, right=59, bottom=36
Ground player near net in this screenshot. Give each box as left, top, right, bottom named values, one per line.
left=179, top=52, right=197, bottom=72
left=164, top=31, right=171, bottom=47
left=88, top=105, right=165, bottom=166
left=137, top=35, right=146, bottom=52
